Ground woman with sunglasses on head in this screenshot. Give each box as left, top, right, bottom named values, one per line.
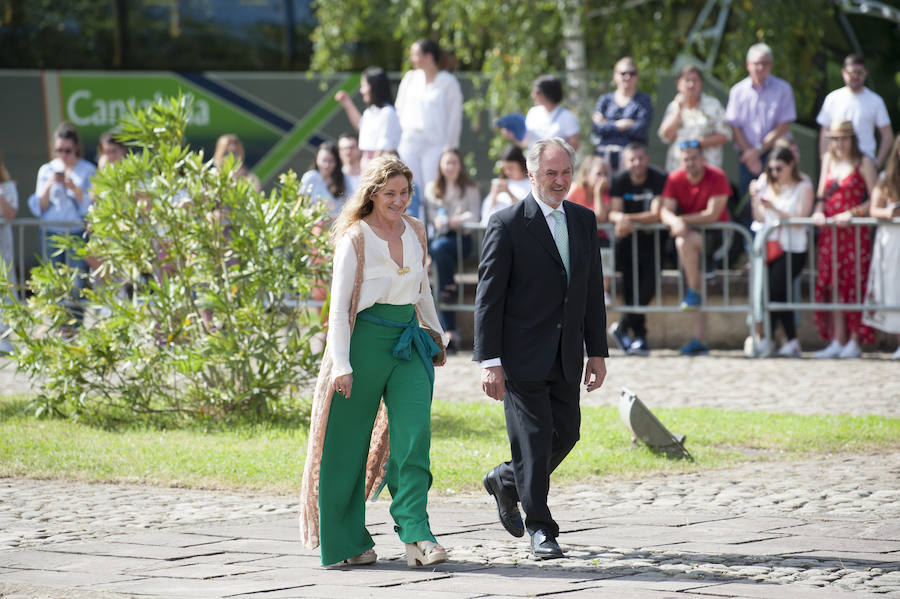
left=591, top=57, right=653, bottom=173
left=811, top=120, right=878, bottom=358
left=658, top=64, right=731, bottom=174
left=750, top=147, right=814, bottom=357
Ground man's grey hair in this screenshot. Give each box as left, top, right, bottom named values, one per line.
left=747, top=43, right=773, bottom=63
left=526, top=137, right=576, bottom=175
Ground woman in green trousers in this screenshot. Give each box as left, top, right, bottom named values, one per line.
left=299, top=156, right=448, bottom=567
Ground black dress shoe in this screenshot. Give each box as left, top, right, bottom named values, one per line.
left=530, top=529, right=563, bottom=560
left=482, top=468, right=524, bottom=538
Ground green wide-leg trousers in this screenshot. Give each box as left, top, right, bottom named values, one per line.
left=318, top=303, right=436, bottom=566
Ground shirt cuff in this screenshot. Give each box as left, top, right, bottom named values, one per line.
left=480, top=357, right=502, bottom=369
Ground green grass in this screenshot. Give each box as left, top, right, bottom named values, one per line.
left=1, top=395, right=897, bottom=494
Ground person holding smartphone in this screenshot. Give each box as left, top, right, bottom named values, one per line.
left=28, top=122, right=96, bottom=330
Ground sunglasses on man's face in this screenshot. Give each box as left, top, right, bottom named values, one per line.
left=679, top=140, right=700, bottom=149
left=617, top=70, right=637, bottom=78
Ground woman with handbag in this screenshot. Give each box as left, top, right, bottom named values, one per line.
left=811, top=120, right=878, bottom=358
left=751, top=146, right=814, bottom=357
left=299, top=156, right=448, bottom=568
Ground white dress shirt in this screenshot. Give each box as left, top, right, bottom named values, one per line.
left=328, top=220, right=443, bottom=376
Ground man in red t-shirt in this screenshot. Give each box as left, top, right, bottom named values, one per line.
left=660, top=140, right=731, bottom=355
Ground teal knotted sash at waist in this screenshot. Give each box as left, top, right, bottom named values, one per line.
left=356, top=304, right=442, bottom=389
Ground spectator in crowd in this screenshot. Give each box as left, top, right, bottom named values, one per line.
left=481, top=145, right=530, bottom=226
left=567, top=155, right=612, bottom=305
left=607, top=142, right=667, bottom=356
left=424, top=148, right=480, bottom=353
left=299, top=156, right=447, bottom=568
left=503, top=75, right=580, bottom=151
left=725, top=43, right=796, bottom=227
left=0, top=151, right=18, bottom=354
left=301, top=141, right=346, bottom=217
left=396, top=39, right=463, bottom=204
left=750, top=146, right=814, bottom=358
left=28, top=122, right=96, bottom=330
left=213, top=134, right=261, bottom=192
left=338, top=133, right=362, bottom=197
left=658, top=64, right=731, bottom=173
left=660, top=140, right=731, bottom=356
left=334, top=66, right=403, bottom=172
left=592, top=56, right=653, bottom=173
left=96, top=131, right=127, bottom=170
left=863, top=134, right=900, bottom=360
left=817, top=54, right=893, bottom=168
left=812, top=120, right=878, bottom=359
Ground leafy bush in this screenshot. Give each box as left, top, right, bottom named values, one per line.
left=0, top=96, right=331, bottom=423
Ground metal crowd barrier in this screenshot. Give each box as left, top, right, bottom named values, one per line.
left=0, top=217, right=86, bottom=299
left=755, top=217, right=900, bottom=342
left=435, top=220, right=755, bottom=320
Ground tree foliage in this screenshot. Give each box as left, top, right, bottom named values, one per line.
left=308, top=0, right=830, bottom=126
left=0, top=95, right=332, bottom=423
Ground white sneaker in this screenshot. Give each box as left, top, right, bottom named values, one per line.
left=815, top=339, right=844, bottom=359
left=778, top=338, right=802, bottom=358
left=743, top=335, right=756, bottom=358
left=755, top=337, right=775, bottom=358
left=838, top=339, right=862, bottom=359
left=0, top=338, right=13, bottom=354
left=892, top=346, right=900, bottom=360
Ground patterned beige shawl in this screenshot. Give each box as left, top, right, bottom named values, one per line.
left=299, top=214, right=433, bottom=549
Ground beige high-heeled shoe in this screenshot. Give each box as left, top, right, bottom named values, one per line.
left=405, top=540, right=447, bottom=567
left=342, top=548, right=376, bottom=566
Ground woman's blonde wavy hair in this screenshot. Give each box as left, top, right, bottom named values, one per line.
left=330, top=155, right=413, bottom=244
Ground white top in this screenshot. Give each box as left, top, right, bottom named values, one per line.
left=763, top=179, right=813, bottom=253
left=395, top=70, right=463, bottom=148
left=524, top=105, right=579, bottom=147
left=29, top=158, right=96, bottom=232
left=0, top=180, right=19, bottom=271
left=660, top=93, right=731, bottom=172
left=300, top=170, right=343, bottom=216
left=816, top=87, right=891, bottom=160
left=480, top=177, right=531, bottom=226
left=327, top=220, right=443, bottom=376
left=358, top=104, right=402, bottom=151
left=343, top=171, right=361, bottom=198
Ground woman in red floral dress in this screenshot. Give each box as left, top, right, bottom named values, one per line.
left=811, top=121, right=878, bottom=358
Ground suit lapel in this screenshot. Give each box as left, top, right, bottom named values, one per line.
left=523, top=195, right=564, bottom=270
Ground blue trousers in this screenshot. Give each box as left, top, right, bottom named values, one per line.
left=429, top=233, right=471, bottom=332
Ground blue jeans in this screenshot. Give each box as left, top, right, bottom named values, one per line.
left=429, top=232, right=471, bottom=332
left=41, top=230, right=88, bottom=326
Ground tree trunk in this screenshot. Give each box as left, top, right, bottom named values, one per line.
left=558, top=0, right=589, bottom=157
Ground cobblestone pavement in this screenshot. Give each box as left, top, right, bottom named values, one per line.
left=1, top=451, right=898, bottom=598
left=1, top=353, right=898, bottom=598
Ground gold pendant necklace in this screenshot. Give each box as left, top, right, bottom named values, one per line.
left=397, top=266, right=410, bottom=275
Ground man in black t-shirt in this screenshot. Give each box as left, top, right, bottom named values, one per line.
left=607, top=142, right=666, bottom=356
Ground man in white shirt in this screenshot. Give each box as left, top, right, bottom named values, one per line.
left=816, top=54, right=893, bottom=168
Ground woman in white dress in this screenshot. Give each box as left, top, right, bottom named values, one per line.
left=395, top=39, right=463, bottom=198
left=863, top=135, right=900, bottom=359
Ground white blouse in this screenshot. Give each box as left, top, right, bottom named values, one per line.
left=395, top=70, right=463, bottom=148
left=358, top=105, right=402, bottom=152
left=327, top=220, right=444, bottom=376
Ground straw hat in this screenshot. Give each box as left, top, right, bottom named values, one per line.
left=828, top=120, right=856, bottom=138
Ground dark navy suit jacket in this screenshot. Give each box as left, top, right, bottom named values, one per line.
left=473, top=194, right=608, bottom=383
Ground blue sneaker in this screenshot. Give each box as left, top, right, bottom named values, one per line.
left=608, top=323, right=632, bottom=351
left=680, top=337, right=709, bottom=356
left=680, top=288, right=701, bottom=311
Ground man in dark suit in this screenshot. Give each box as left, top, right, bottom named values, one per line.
left=474, top=137, right=608, bottom=559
